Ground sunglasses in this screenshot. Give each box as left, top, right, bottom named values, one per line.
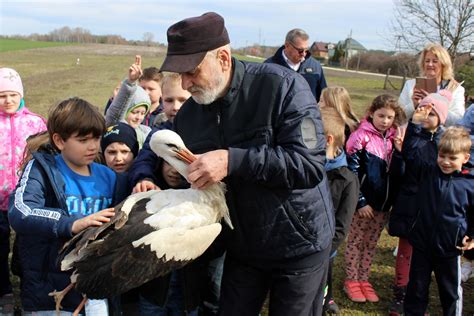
left=288, top=42, right=309, bottom=55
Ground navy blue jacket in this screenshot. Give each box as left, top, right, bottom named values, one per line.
left=129, top=120, right=174, bottom=186
left=388, top=122, right=444, bottom=238
left=8, top=152, right=129, bottom=312
left=172, top=58, right=334, bottom=265
left=402, top=125, right=474, bottom=257
left=265, top=46, right=327, bottom=102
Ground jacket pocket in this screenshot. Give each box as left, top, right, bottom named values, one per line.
left=284, top=202, right=315, bottom=242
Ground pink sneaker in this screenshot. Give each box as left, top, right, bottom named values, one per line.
left=360, top=281, right=379, bottom=302
left=344, top=280, right=366, bottom=302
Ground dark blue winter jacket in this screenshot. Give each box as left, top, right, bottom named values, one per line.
left=265, top=46, right=327, bottom=102
left=388, top=122, right=444, bottom=238
left=171, top=58, right=334, bottom=265
left=402, top=125, right=474, bottom=257
left=8, top=152, right=129, bottom=312
left=128, top=120, right=174, bottom=186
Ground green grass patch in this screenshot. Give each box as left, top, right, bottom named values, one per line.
left=0, top=38, right=74, bottom=52
left=233, top=53, right=265, bottom=63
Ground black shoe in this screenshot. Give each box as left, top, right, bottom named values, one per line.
left=324, top=299, right=340, bottom=314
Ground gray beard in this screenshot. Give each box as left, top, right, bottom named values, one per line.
left=189, top=74, right=226, bottom=105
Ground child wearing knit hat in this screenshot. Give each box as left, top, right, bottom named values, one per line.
left=412, top=90, right=452, bottom=132
left=105, top=56, right=152, bottom=149
left=101, top=122, right=139, bottom=173
left=0, top=68, right=47, bottom=311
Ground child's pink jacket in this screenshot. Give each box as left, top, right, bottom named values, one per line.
left=0, top=106, right=47, bottom=210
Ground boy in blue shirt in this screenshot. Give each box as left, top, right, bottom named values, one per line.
left=402, top=110, right=474, bottom=315
left=9, top=97, right=129, bottom=315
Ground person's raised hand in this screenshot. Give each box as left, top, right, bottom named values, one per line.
left=128, top=55, right=143, bottom=83
left=71, top=208, right=115, bottom=234
left=412, top=104, right=432, bottom=124
left=188, top=150, right=229, bottom=190
left=412, top=88, right=429, bottom=109
left=394, top=126, right=406, bottom=152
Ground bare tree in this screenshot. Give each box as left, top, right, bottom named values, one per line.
left=143, top=32, right=155, bottom=46
left=391, top=0, right=473, bottom=60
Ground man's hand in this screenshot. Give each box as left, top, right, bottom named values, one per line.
left=188, top=150, right=229, bottom=189
left=71, top=208, right=115, bottom=235
left=128, top=55, right=143, bottom=83
left=357, top=205, right=375, bottom=219
left=412, top=104, right=432, bottom=124
left=457, top=236, right=474, bottom=251
left=133, top=179, right=160, bottom=193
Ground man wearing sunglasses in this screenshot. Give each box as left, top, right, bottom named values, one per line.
left=265, top=28, right=327, bottom=102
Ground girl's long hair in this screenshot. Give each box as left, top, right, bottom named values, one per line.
left=321, top=86, right=359, bottom=132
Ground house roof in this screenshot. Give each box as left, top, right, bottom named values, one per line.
left=339, top=38, right=367, bottom=51
left=311, top=41, right=328, bottom=52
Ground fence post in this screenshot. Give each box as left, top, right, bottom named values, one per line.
left=384, top=68, right=391, bottom=90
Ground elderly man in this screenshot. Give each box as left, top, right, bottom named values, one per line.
left=130, top=12, right=334, bottom=316
left=265, top=28, right=327, bottom=102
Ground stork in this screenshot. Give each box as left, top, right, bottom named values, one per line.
left=51, top=129, right=233, bottom=314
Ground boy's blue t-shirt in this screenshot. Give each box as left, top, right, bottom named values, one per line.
left=55, top=154, right=116, bottom=216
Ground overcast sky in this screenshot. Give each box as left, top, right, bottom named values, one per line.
left=1, top=0, right=396, bottom=50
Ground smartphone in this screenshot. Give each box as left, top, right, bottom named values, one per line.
left=415, top=77, right=437, bottom=93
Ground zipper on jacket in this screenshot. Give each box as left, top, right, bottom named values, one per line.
left=10, top=115, right=16, bottom=188
left=216, top=106, right=225, bottom=148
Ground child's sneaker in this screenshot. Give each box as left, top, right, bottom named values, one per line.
left=323, top=299, right=340, bottom=314
left=343, top=280, right=366, bottom=302
left=461, top=261, right=472, bottom=282
left=360, top=281, right=379, bottom=302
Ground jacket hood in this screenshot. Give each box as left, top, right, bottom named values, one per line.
left=325, top=150, right=348, bottom=171
left=125, top=86, right=151, bottom=117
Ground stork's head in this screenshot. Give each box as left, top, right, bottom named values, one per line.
left=150, top=130, right=196, bottom=180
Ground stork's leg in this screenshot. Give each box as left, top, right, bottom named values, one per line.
left=73, top=295, right=88, bottom=316
left=48, top=282, right=75, bottom=314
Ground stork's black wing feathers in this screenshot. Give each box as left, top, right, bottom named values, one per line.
left=63, top=196, right=191, bottom=298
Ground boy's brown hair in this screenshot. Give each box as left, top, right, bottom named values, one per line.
left=438, top=126, right=472, bottom=155
left=320, top=106, right=346, bottom=149
left=140, top=67, right=163, bottom=83
left=47, top=97, right=105, bottom=150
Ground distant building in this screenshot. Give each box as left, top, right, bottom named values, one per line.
left=338, top=38, right=367, bottom=59
left=310, top=41, right=329, bottom=59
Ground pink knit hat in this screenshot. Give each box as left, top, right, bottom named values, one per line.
left=0, top=68, right=24, bottom=98
left=419, top=90, right=452, bottom=125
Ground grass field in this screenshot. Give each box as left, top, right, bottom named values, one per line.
left=3, top=43, right=473, bottom=315
left=0, top=38, right=74, bottom=52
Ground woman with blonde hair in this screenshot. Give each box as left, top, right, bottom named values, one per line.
left=399, top=43, right=465, bottom=126
left=319, top=86, right=360, bottom=141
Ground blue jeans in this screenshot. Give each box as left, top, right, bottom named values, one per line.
left=201, top=254, right=225, bottom=315
left=0, top=211, right=12, bottom=296
left=139, top=271, right=198, bottom=316
left=23, top=312, right=83, bottom=316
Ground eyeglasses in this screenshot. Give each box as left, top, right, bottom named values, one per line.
left=288, top=42, right=309, bottom=55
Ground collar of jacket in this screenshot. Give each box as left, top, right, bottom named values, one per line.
left=325, top=150, right=348, bottom=171
left=274, top=45, right=311, bottom=69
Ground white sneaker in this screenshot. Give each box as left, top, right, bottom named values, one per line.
left=461, top=261, right=471, bottom=282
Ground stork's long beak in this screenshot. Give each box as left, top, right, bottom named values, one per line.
left=175, top=148, right=197, bottom=164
